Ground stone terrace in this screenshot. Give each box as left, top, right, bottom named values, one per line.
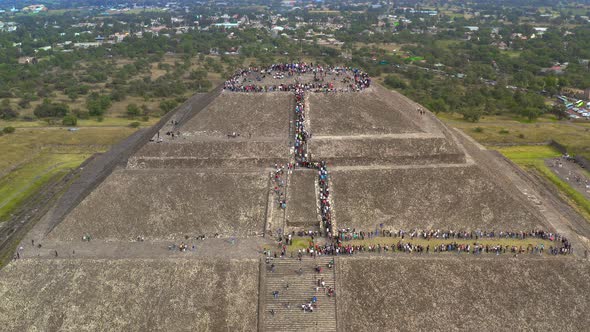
left=180, top=92, right=293, bottom=140
left=308, top=89, right=421, bottom=136
left=337, top=256, right=590, bottom=331
left=0, top=258, right=259, bottom=332
left=330, top=165, right=546, bottom=231
left=285, top=170, right=319, bottom=229
left=129, top=140, right=290, bottom=169
left=49, top=168, right=269, bottom=240
left=310, top=135, right=466, bottom=166
left=307, top=85, right=466, bottom=166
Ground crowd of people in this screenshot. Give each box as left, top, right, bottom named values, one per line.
left=289, top=238, right=573, bottom=257
left=291, top=89, right=333, bottom=236
left=223, top=63, right=371, bottom=93
left=272, top=163, right=292, bottom=210
left=335, top=228, right=568, bottom=242
left=294, top=91, right=309, bottom=163
left=316, top=162, right=332, bottom=236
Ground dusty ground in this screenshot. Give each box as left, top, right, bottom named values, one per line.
left=547, top=157, right=590, bottom=200
left=0, top=258, right=259, bottom=332
left=49, top=168, right=269, bottom=241
left=337, top=256, right=590, bottom=332
left=330, top=165, right=546, bottom=231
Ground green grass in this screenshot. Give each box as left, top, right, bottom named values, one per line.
left=434, top=40, right=462, bottom=48
left=501, top=50, right=522, bottom=58
left=494, top=145, right=561, bottom=161
left=0, top=126, right=138, bottom=222
left=438, top=113, right=590, bottom=160
left=0, top=117, right=158, bottom=128
left=0, top=154, right=84, bottom=221
left=493, top=145, right=590, bottom=221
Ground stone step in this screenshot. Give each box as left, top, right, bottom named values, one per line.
left=262, top=257, right=337, bottom=332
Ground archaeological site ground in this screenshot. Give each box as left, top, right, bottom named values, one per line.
left=0, top=67, right=589, bottom=331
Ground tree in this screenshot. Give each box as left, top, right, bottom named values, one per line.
left=159, top=99, right=178, bottom=114
left=459, top=107, right=483, bottom=122
left=384, top=75, right=407, bottom=89
left=429, top=98, right=448, bottom=114
left=551, top=103, right=568, bottom=120
left=0, top=107, right=17, bottom=120
left=86, top=93, right=112, bottom=116
left=523, top=107, right=541, bottom=121
left=34, top=99, right=69, bottom=118
left=126, top=103, right=141, bottom=117
left=62, top=115, right=77, bottom=126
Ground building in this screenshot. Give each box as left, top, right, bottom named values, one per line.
left=22, top=4, right=47, bottom=12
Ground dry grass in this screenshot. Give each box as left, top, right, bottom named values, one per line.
left=438, top=113, right=590, bottom=159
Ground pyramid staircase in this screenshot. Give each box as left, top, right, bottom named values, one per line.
left=261, top=256, right=337, bottom=331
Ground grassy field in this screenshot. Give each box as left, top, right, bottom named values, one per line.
left=0, top=154, right=85, bottom=220
left=501, top=50, right=522, bottom=58
left=0, top=116, right=158, bottom=128
left=493, top=145, right=590, bottom=221
left=0, top=126, right=138, bottom=222
left=438, top=112, right=590, bottom=159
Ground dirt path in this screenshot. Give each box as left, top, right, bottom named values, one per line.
left=546, top=157, right=590, bottom=201
left=16, top=237, right=274, bottom=261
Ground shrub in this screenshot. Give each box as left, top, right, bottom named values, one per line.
left=518, top=133, right=525, bottom=139
left=34, top=99, right=69, bottom=118
left=86, top=93, right=112, bottom=116
left=129, top=121, right=141, bottom=128
left=383, top=75, right=407, bottom=89
left=460, top=108, right=482, bottom=122
left=18, top=98, right=30, bottom=108
left=473, top=127, right=484, bottom=133
left=62, top=115, right=78, bottom=126
left=159, top=99, right=178, bottom=114
left=499, top=129, right=509, bottom=134
left=3, top=126, right=15, bottom=134
left=0, top=108, right=18, bottom=120
left=72, top=109, right=90, bottom=119
left=126, top=103, right=141, bottom=117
